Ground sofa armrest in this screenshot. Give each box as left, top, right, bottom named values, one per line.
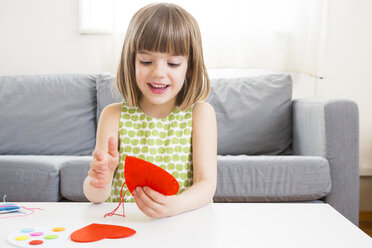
left=292, top=99, right=359, bottom=225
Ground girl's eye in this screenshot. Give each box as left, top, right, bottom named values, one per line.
left=140, top=61, right=152, bottom=65
left=168, top=63, right=180, bottom=67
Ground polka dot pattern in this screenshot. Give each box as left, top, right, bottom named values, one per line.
left=107, top=101, right=193, bottom=203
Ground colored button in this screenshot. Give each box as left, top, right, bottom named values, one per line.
left=15, top=236, right=30, bottom=241
left=21, top=228, right=34, bottom=233
left=30, top=232, right=43, bottom=236
left=44, top=235, right=58, bottom=239
left=52, top=227, right=65, bottom=232
left=29, top=240, right=43, bottom=245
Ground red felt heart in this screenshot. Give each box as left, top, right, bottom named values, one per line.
left=71, top=223, right=136, bottom=242
left=125, top=156, right=179, bottom=195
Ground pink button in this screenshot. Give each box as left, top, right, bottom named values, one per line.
left=30, top=232, right=43, bottom=236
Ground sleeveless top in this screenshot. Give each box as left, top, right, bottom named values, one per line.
left=106, top=101, right=194, bottom=203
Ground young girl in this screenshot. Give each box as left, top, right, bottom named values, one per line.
left=83, top=2, right=217, bottom=218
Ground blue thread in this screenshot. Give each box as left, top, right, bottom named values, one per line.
left=0, top=195, right=20, bottom=213
left=1, top=195, right=15, bottom=206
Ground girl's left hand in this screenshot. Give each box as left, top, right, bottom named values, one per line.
left=133, top=186, right=177, bottom=218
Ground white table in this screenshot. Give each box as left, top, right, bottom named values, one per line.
left=0, top=202, right=371, bottom=248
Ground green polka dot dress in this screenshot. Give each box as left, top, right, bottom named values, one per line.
left=106, top=101, right=193, bottom=203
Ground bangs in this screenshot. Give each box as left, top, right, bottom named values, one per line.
left=134, top=5, right=190, bottom=56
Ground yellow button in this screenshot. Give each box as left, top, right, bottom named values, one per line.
left=15, top=236, right=29, bottom=241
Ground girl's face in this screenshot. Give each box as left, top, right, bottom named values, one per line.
left=135, top=51, right=188, bottom=107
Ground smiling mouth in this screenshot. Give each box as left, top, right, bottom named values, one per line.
left=147, top=83, right=170, bottom=94
left=148, top=83, right=169, bottom=88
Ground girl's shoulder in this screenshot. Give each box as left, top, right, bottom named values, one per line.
left=192, top=101, right=215, bottom=116
left=102, top=102, right=122, bottom=115
left=191, top=101, right=217, bottom=139
left=192, top=101, right=216, bottom=126
left=100, top=102, right=122, bottom=124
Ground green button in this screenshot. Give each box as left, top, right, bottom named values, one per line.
left=44, top=235, right=58, bottom=239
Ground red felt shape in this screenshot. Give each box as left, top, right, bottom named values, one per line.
left=70, top=223, right=136, bottom=243
left=125, top=155, right=179, bottom=195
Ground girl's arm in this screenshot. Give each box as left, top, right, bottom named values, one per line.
left=83, top=103, right=121, bottom=203
left=172, top=101, right=217, bottom=212
left=134, top=101, right=217, bottom=216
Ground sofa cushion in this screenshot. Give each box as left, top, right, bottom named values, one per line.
left=0, top=155, right=78, bottom=202
left=207, top=74, right=292, bottom=155
left=0, top=75, right=97, bottom=155
left=96, top=73, right=122, bottom=123
left=214, top=155, right=331, bottom=202
left=60, top=157, right=91, bottom=201
left=59, top=155, right=330, bottom=203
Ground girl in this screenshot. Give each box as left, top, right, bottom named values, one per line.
left=83, top=2, right=217, bottom=218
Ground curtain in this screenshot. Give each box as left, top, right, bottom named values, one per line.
left=111, top=0, right=328, bottom=77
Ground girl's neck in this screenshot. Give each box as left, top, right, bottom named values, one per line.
left=138, top=98, right=177, bottom=119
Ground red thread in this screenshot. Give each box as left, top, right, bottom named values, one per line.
left=104, top=181, right=133, bottom=218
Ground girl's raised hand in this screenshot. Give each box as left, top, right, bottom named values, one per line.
left=88, top=136, right=119, bottom=188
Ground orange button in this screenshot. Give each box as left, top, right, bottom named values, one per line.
left=52, top=227, right=65, bottom=232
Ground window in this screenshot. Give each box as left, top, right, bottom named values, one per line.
left=78, top=0, right=113, bottom=34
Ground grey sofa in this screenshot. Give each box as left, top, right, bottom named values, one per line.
left=0, top=73, right=359, bottom=225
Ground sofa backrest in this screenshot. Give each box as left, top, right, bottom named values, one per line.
left=0, top=75, right=97, bottom=155
left=208, top=75, right=292, bottom=155
left=96, top=73, right=122, bottom=124
left=96, top=73, right=292, bottom=155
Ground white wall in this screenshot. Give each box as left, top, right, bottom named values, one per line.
left=318, top=0, right=372, bottom=175
left=0, top=0, right=113, bottom=74
left=0, top=1, right=371, bottom=172
left=319, top=0, right=372, bottom=211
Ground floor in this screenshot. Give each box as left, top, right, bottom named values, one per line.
left=359, top=211, right=372, bottom=237
left=359, top=222, right=372, bottom=237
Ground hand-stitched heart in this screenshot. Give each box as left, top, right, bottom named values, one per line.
left=104, top=156, right=180, bottom=218
left=125, top=155, right=179, bottom=195
left=70, top=223, right=136, bottom=242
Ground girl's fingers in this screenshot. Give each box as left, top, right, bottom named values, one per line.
left=88, top=170, right=105, bottom=186
left=88, top=175, right=105, bottom=188
left=90, top=160, right=108, bottom=173
left=135, top=187, right=162, bottom=210
left=92, top=150, right=98, bottom=160
left=90, top=181, right=105, bottom=188
left=92, top=150, right=104, bottom=161
left=142, top=186, right=167, bottom=204
left=108, top=137, right=119, bottom=159
left=88, top=169, right=98, bottom=178
left=134, top=192, right=157, bottom=217
left=88, top=169, right=104, bottom=179
left=92, top=150, right=117, bottom=172
left=108, top=156, right=119, bottom=171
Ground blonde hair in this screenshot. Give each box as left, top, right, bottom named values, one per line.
left=116, top=3, right=210, bottom=110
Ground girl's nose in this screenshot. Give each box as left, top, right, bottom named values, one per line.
left=152, top=63, right=166, bottom=78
